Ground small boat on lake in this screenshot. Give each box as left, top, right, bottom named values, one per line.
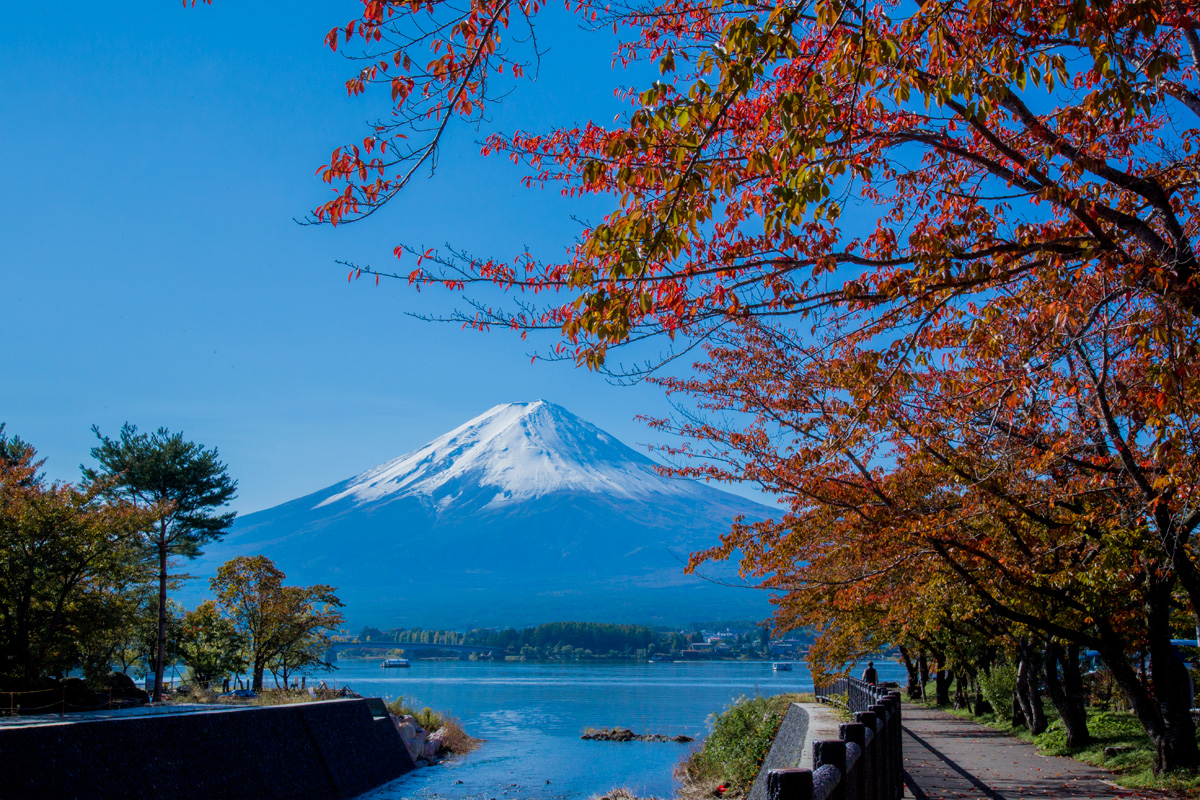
left=381, top=658, right=411, bottom=668
left=772, top=662, right=793, bottom=671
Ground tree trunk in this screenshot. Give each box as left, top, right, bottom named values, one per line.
left=154, top=525, right=168, bottom=703
left=973, top=653, right=993, bottom=716
left=1146, top=579, right=1200, bottom=771
left=954, top=672, right=970, bottom=709
left=1097, top=599, right=1200, bottom=773
left=935, top=667, right=953, bottom=706
left=972, top=680, right=991, bottom=716
left=899, top=645, right=922, bottom=699
left=1044, top=639, right=1090, bottom=747
left=1011, top=691, right=1026, bottom=728
left=253, top=665, right=265, bottom=691
left=1016, top=640, right=1047, bottom=735
left=918, top=650, right=929, bottom=687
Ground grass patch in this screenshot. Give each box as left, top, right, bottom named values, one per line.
left=386, top=697, right=443, bottom=730
left=250, top=689, right=318, bottom=706
left=677, top=693, right=803, bottom=799
left=590, top=789, right=669, bottom=800
left=918, top=691, right=1200, bottom=796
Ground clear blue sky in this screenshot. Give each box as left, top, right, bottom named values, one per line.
left=0, top=1, right=760, bottom=514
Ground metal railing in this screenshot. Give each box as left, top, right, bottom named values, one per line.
left=768, top=686, right=903, bottom=800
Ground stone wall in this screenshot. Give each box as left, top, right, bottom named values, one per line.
left=0, top=698, right=415, bottom=800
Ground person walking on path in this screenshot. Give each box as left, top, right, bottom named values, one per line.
left=862, top=661, right=878, bottom=685
left=903, top=704, right=1137, bottom=799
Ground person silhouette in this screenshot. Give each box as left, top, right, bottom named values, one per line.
left=862, top=661, right=878, bottom=685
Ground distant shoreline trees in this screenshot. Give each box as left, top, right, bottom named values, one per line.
left=350, top=621, right=779, bottom=662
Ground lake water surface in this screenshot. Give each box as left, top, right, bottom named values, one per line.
left=336, top=658, right=907, bottom=800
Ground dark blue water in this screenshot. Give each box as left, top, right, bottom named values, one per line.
left=341, top=658, right=907, bottom=799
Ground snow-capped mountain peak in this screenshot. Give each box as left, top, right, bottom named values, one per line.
left=317, top=401, right=688, bottom=510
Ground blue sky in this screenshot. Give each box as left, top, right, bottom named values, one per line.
left=0, top=1, right=758, bottom=514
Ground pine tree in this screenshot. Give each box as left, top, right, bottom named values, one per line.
left=84, top=424, right=236, bottom=701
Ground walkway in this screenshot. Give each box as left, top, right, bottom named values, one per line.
left=902, top=705, right=1139, bottom=800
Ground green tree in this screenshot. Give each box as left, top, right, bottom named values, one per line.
left=84, top=423, right=237, bottom=701
left=179, top=600, right=247, bottom=687
left=79, top=582, right=184, bottom=684
left=359, top=626, right=385, bottom=642
left=268, top=629, right=334, bottom=689
left=210, top=555, right=343, bottom=690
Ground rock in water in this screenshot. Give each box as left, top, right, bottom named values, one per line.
left=581, top=727, right=694, bottom=743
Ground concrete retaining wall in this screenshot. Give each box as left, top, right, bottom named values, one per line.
left=747, top=702, right=840, bottom=800
left=0, top=698, right=416, bottom=800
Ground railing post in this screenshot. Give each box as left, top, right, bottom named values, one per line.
left=879, top=697, right=894, bottom=800
left=874, top=699, right=898, bottom=800
left=854, top=711, right=878, bottom=800
left=768, top=768, right=813, bottom=800
left=869, top=704, right=891, bottom=800
left=887, top=693, right=903, bottom=800
left=840, top=722, right=866, bottom=800
left=814, top=740, right=847, bottom=800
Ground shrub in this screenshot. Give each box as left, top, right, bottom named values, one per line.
left=979, top=664, right=1017, bottom=716
left=439, top=717, right=483, bottom=754
left=678, top=694, right=796, bottom=798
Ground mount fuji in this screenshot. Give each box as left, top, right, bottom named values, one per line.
left=191, top=401, right=775, bottom=628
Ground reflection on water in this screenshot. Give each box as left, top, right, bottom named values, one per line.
left=345, top=659, right=906, bottom=800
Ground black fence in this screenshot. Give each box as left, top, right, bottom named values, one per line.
left=769, top=682, right=903, bottom=800
left=814, top=677, right=890, bottom=715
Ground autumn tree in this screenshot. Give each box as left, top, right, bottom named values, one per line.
left=0, top=424, right=37, bottom=479
left=85, top=424, right=237, bottom=702
left=209, top=556, right=343, bottom=691
left=0, top=437, right=152, bottom=684
left=645, top=313, right=1196, bottom=768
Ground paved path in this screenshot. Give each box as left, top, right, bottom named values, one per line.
left=902, top=704, right=1140, bottom=800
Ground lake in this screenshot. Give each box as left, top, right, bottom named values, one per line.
left=330, top=658, right=908, bottom=800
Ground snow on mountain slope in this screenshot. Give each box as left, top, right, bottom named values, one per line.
left=318, top=400, right=698, bottom=510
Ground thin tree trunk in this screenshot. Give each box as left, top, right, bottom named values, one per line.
left=1044, top=639, right=1090, bottom=747
left=1011, top=691, right=1026, bottom=728
left=918, top=650, right=929, bottom=686
left=899, top=645, right=922, bottom=699
left=972, top=678, right=990, bottom=716
left=154, top=525, right=167, bottom=703
left=1016, top=640, right=1047, bottom=735
left=954, top=672, right=970, bottom=709
left=935, top=666, right=952, bottom=706
left=974, top=653, right=993, bottom=716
